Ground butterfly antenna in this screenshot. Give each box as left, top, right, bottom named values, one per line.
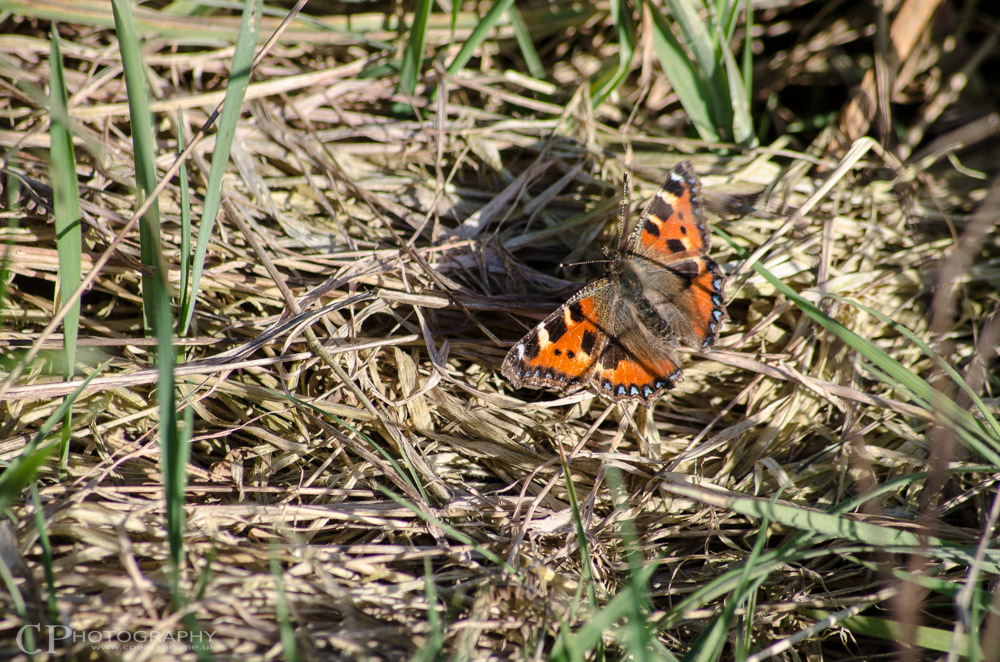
left=558, top=258, right=610, bottom=270
left=617, top=172, right=631, bottom=247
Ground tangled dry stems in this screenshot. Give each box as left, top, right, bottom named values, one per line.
left=1, top=3, right=999, bottom=660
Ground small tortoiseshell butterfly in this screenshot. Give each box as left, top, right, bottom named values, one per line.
left=501, top=161, right=726, bottom=406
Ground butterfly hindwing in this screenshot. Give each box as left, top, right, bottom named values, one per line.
left=593, top=337, right=682, bottom=404
left=644, top=254, right=726, bottom=350
left=688, top=257, right=726, bottom=348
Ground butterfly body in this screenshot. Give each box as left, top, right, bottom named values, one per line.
left=502, top=161, right=726, bottom=405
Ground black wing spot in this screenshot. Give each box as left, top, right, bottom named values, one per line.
left=664, top=175, right=686, bottom=197
left=680, top=225, right=687, bottom=235
left=601, top=342, right=628, bottom=369
left=544, top=315, right=568, bottom=344
left=656, top=203, right=674, bottom=222
left=671, top=260, right=700, bottom=280
left=643, top=219, right=661, bottom=238
left=522, top=336, right=540, bottom=360
left=581, top=330, right=597, bottom=356
left=666, top=238, right=686, bottom=253
left=568, top=302, right=586, bottom=323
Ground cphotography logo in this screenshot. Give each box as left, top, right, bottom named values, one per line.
left=17, top=624, right=215, bottom=654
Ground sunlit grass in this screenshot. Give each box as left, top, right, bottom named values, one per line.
left=1, top=1, right=996, bottom=659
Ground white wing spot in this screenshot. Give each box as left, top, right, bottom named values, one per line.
left=536, top=326, right=550, bottom=347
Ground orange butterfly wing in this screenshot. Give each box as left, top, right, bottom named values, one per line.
left=630, top=162, right=726, bottom=350
left=501, top=285, right=610, bottom=392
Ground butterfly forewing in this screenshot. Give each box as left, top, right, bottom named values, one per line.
left=501, top=283, right=610, bottom=390
left=629, top=161, right=711, bottom=260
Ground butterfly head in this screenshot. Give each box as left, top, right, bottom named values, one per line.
left=601, top=244, right=628, bottom=272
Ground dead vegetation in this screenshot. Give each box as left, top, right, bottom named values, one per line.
left=1, top=1, right=999, bottom=660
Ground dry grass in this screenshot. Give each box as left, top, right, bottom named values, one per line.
left=1, top=1, right=1000, bottom=660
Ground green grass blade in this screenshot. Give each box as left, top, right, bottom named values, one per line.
left=179, top=0, right=260, bottom=335
left=111, top=0, right=162, bottom=335
left=0, top=444, right=58, bottom=515
left=549, top=561, right=662, bottom=662
left=646, top=6, right=720, bottom=142
left=661, top=0, right=717, bottom=77
left=647, top=0, right=755, bottom=144
left=445, top=0, right=515, bottom=76
left=377, top=485, right=514, bottom=572
left=848, top=553, right=1000, bottom=617
left=270, top=548, right=299, bottom=662
left=449, top=0, right=459, bottom=35
left=399, top=0, right=433, bottom=96
left=716, top=0, right=738, bottom=41
left=718, top=30, right=755, bottom=145
left=111, top=0, right=186, bottom=606
left=294, top=398, right=426, bottom=503
left=663, top=480, right=1000, bottom=574
left=0, top=363, right=107, bottom=512
left=590, top=0, right=635, bottom=108
left=804, top=611, right=969, bottom=654
left=829, top=293, right=1000, bottom=443
left=0, top=548, right=31, bottom=649
left=716, top=224, right=1000, bottom=465
left=176, top=111, right=193, bottom=333
left=660, top=0, right=730, bottom=132
left=712, top=0, right=755, bottom=145
left=562, top=456, right=600, bottom=616
left=684, top=502, right=772, bottom=661
left=607, top=468, right=665, bottom=662
left=0, top=170, right=18, bottom=309
left=507, top=5, right=544, bottom=80
left=49, top=27, right=83, bottom=475
left=412, top=558, right=445, bottom=662
left=30, top=485, right=59, bottom=624
left=48, top=27, right=81, bottom=375
left=163, top=366, right=191, bottom=604
left=155, top=253, right=181, bottom=601
left=755, top=266, right=1000, bottom=464
left=741, top=0, right=754, bottom=101
left=656, top=465, right=994, bottom=629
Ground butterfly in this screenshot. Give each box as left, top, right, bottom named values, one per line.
left=501, top=161, right=726, bottom=406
